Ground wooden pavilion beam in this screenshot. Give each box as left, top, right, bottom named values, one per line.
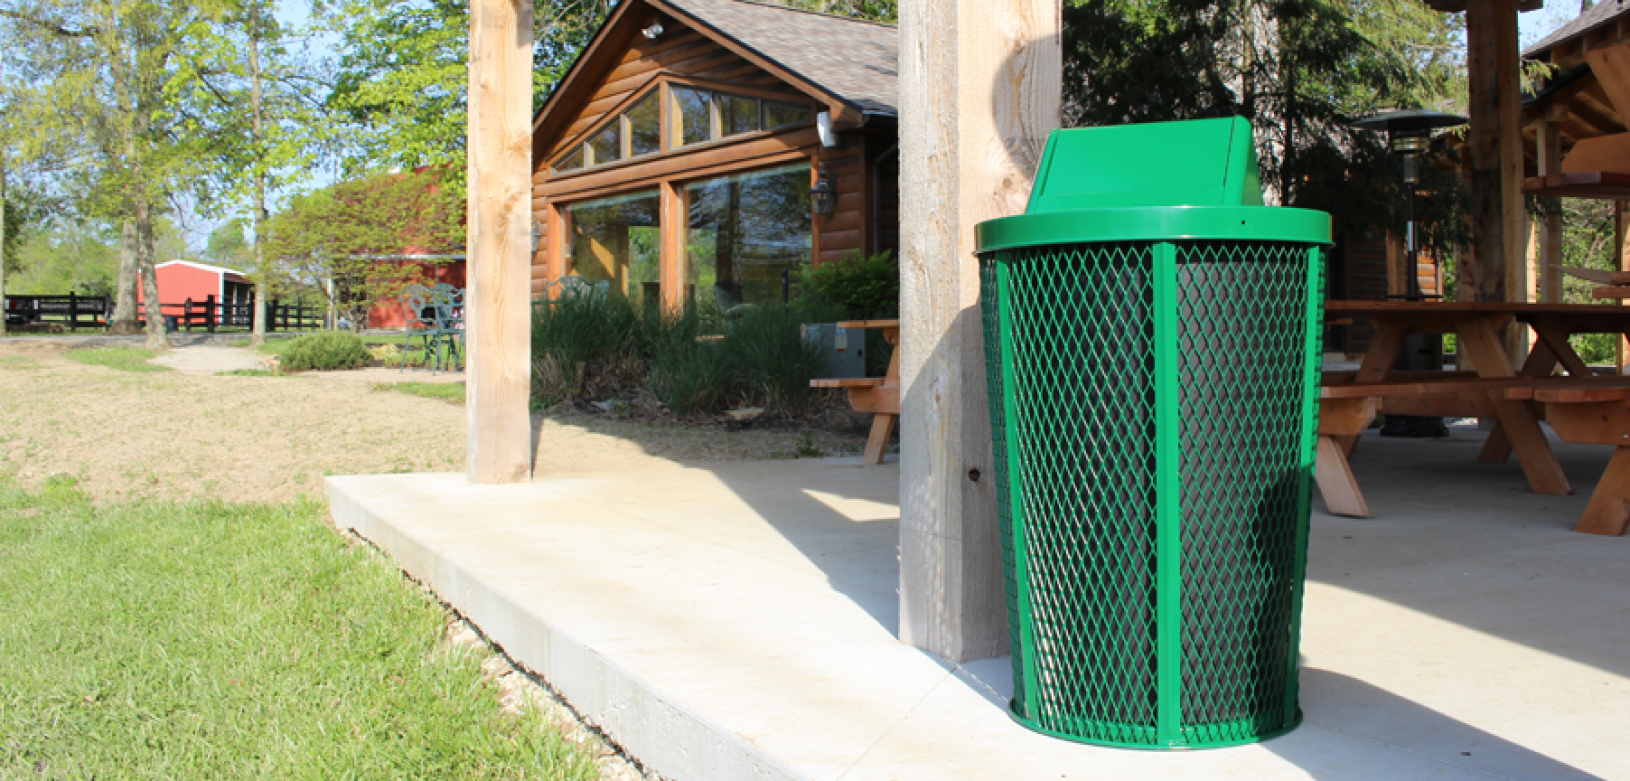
left=466, top=0, right=535, bottom=484
left=898, top=0, right=1060, bottom=662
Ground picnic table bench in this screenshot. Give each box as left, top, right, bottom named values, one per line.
left=1507, top=384, right=1630, bottom=535
left=811, top=319, right=899, bottom=465
left=1319, top=300, right=1630, bottom=535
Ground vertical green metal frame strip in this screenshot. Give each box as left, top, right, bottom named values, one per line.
left=995, top=256, right=1041, bottom=719
left=1282, top=245, right=1325, bottom=722
left=1152, top=242, right=1182, bottom=744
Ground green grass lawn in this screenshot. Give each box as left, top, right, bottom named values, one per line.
left=0, top=476, right=597, bottom=780
left=64, top=346, right=169, bottom=373
left=375, top=382, right=466, bottom=404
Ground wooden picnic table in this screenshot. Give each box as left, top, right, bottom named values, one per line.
left=811, top=319, right=899, bottom=465
left=1319, top=301, right=1630, bottom=523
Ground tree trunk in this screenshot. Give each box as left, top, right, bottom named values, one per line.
left=249, top=6, right=268, bottom=345
left=108, top=219, right=141, bottom=333
left=135, top=196, right=168, bottom=350
left=1, top=159, right=8, bottom=339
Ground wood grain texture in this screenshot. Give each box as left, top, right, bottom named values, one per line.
left=898, top=0, right=1060, bottom=662
left=1576, top=446, right=1630, bottom=535
left=1466, top=0, right=1518, bottom=304
left=659, top=181, right=683, bottom=311
left=467, top=0, right=534, bottom=484
left=1538, top=120, right=1563, bottom=303
left=1315, top=435, right=1370, bottom=518
left=1456, top=316, right=1572, bottom=495
left=1585, top=44, right=1630, bottom=120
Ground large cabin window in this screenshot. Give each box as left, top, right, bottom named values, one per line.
left=565, top=191, right=661, bottom=303
left=553, top=83, right=816, bottom=174
left=684, top=163, right=812, bottom=310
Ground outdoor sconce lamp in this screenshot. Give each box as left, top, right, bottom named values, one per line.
left=1350, top=108, right=1467, bottom=301
left=810, top=167, right=836, bottom=216
left=642, top=20, right=664, bottom=39
left=530, top=219, right=542, bottom=253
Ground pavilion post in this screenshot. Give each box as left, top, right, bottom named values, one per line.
left=1536, top=116, right=1563, bottom=304
left=1466, top=0, right=1523, bottom=307
left=466, top=0, right=535, bottom=484
left=897, top=0, right=1060, bottom=662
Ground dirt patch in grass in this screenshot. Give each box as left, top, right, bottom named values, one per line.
left=0, top=342, right=868, bottom=503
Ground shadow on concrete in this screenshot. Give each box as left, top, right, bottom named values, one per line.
left=949, top=658, right=1603, bottom=780
left=1311, top=427, right=1630, bottom=679
left=1274, top=668, right=1606, bottom=781
left=528, top=409, right=905, bottom=634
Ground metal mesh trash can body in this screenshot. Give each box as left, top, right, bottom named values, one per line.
left=975, top=118, right=1331, bottom=750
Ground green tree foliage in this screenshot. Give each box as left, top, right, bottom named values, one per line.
left=319, top=0, right=895, bottom=178
left=0, top=0, right=238, bottom=347
left=175, top=0, right=330, bottom=343
left=318, top=0, right=617, bottom=176
left=1063, top=0, right=1466, bottom=251
left=7, top=220, right=119, bottom=296
left=261, top=168, right=463, bottom=328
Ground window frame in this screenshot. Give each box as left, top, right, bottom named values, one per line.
left=548, top=77, right=819, bottom=178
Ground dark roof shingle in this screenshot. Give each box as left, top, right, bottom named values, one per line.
left=1524, top=0, right=1630, bottom=58
left=662, top=0, right=898, bottom=116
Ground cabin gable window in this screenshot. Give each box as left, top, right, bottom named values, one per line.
left=552, top=80, right=817, bottom=175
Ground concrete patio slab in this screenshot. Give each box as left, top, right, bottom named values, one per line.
left=327, top=427, right=1628, bottom=781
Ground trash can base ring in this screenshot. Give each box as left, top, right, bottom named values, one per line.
left=1007, top=702, right=1304, bottom=750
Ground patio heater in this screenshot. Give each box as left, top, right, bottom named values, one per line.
left=1351, top=109, right=1468, bottom=438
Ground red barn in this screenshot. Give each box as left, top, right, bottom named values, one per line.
left=135, top=261, right=256, bottom=326
left=363, top=256, right=467, bottom=329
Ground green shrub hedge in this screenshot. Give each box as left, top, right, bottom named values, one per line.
left=280, top=331, right=373, bottom=372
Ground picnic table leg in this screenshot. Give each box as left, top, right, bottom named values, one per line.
left=863, top=413, right=897, bottom=466
left=1577, top=446, right=1630, bottom=536
left=1315, top=435, right=1369, bottom=517
left=1478, top=319, right=1581, bottom=463
left=1335, top=323, right=1408, bottom=455
left=1456, top=317, right=1572, bottom=495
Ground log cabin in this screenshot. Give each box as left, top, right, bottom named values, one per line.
left=529, top=0, right=899, bottom=311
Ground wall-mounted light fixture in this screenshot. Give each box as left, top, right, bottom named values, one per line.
left=810, top=166, right=835, bottom=216
left=530, top=219, right=542, bottom=253
left=642, top=20, right=664, bottom=39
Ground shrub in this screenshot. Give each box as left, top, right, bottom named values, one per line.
left=794, top=251, right=899, bottom=320
left=643, top=305, right=730, bottom=416
left=529, top=290, right=827, bottom=418
left=279, top=331, right=372, bottom=372
left=718, top=305, right=823, bottom=415
left=531, top=292, right=644, bottom=405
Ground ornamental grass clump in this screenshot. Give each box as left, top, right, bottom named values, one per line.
left=279, top=331, right=373, bottom=372
left=530, top=291, right=825, bottom=418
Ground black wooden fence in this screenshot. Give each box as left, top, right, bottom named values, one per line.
left=139, top=295, right=322, bottom=332
left=4, top=293, right=320, bottom=333
left=3, top=293, right=110, bottom=331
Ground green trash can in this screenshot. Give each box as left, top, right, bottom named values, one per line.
left=975, top=117, right=1331, bottom=750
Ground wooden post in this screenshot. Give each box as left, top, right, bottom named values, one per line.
left=1385, top=233, right=1407, bottom=297
left=466, top=0, right=534, bottom=483
left=1618, top=202, right=1630, bottom=372
left=1466, top=0, right=1521, bottom=306
left=659, top=181, right=684, bottom=311
left=898, top=0, right=1060, bottom=662
left=1536, top=117, right=1564, bottom=304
